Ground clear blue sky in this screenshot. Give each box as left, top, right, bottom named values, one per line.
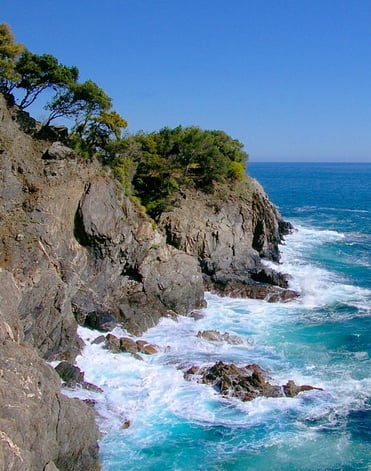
left=2, top=0, right=370, bottom=162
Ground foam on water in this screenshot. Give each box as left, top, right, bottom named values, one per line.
left=60, top=214, right=371, bottom=470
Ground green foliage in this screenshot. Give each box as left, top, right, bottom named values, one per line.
left=0, top=23, right=24, bottom=94
left=80, top=110, right=128, bottom=159
left=0, top=23, right=126, bottom=158
left=0, top=22, right=251, bottom=221
left=228, top=160, right=245, bottom=181
left=15, top=50, right=79, bottom=109
left=111, top=155, right=136, bottom=193
left=45, top=79, right=111, bottom=126
left=112, top=126, right=248, bottom=218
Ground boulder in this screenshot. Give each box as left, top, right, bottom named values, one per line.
left=55, top=361, right=85, bottom=384
left=104, top=334, right=159, bottom=356
left=84, top=311, right=117, bottom=332
left=105, top=333, right=121, bottom=353
left=120, top=337, right=138, bottom=354
left=136, top=340, right=159, bottom=355
left=185, top=361, right=322, bottom=401
left=42, top=141, right=75, bottom=160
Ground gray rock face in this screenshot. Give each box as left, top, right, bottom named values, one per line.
left=73, top=177, right=205, bottom=335
left=158, top=183, right=295, bottom=300
left=0, top=341, right=100, bottom=471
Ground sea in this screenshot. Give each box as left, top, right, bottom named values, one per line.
left=65, top=162, right=371, bottom=470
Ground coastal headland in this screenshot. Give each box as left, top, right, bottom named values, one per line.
left=0, top=93, right=297, bottom=470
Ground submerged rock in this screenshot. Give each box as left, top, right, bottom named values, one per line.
left=184, top=361, right=322, bottom=401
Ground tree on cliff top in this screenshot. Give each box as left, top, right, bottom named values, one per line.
left=127, top=126, right=248, bottom=217
left=0, top=22, right=128, bottom=160
left=44, top=79, right=112, bottom=127
left=0, top=23, right=24, bottom=94
left=15, top=50, right=79, bottom=110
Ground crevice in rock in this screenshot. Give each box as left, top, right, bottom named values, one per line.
left=73, top=205, right=90, bottom=247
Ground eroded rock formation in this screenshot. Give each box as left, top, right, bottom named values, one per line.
left=158, top=185, right=296, bottom=301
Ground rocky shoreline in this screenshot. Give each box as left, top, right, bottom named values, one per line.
left=0, top=93, right=299, bottom=470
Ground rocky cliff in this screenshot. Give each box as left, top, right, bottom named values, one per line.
left=158, top=182, right=295, bottom=301
left=0, top=94, right=293, bottom=470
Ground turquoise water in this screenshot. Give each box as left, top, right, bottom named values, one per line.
left=69, top=163, right=371, bottom=470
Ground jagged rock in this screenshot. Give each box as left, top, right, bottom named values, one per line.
left=282, top=380, right=321, bottom=397
left=37, top=124, right=69, bottom=142
left=197, top=330, right=243, bottom=345
left=91, top=335, right=106, bottom=345
left=158, top=185, right=295, bottom=300
left=73, top=177, right=205, bottom=335
left=104, top=334, right=158, bottom=356
left=185, top=361, right=322, bottom=401
left=187, top=310, right=205, bottom=320
left=55, top=361, right=85, bottom=384
left=205, top=271, right=299, bottom=302
left=54, top=361, right=103, bottom=393
left=250, top=267, right=290, bottom=288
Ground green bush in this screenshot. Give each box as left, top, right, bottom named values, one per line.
left=228, top=161, right=245, bottom=181
left=110, top=126, right=248, bottom=218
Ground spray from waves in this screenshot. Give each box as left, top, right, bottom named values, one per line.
left=264, top=225, right=371, bottom=310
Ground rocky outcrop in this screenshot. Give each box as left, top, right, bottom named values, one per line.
left=0, top=92, right=296, bottom=470
left=184, top=361, right=322, bottom=401
left=158, top=183, right=296, bottom=301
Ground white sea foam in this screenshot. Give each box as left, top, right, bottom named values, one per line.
left=59, top=218, right=371, bottom=469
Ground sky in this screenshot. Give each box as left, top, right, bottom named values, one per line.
left=1, top=0, right=371, bottom=162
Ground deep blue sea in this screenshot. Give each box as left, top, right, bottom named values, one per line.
left=66, top=163, right=371, bottom=470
